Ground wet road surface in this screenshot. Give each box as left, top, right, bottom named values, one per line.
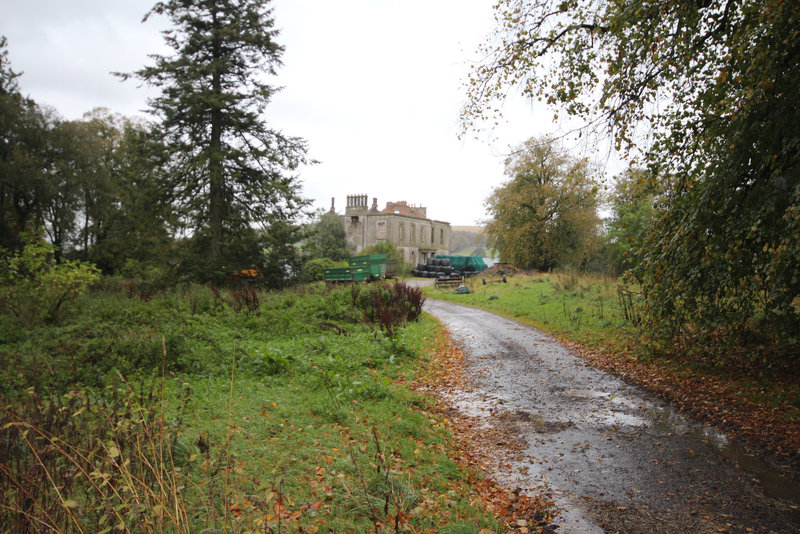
left=424, top=299, right=800, bottom=533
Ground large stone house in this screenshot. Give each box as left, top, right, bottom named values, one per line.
left=332, top=194, right=451, bottom=264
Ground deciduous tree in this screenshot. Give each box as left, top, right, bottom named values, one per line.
left=466, top=0, right=800, bottom=348
left=485, top=136, right=601, bottom=271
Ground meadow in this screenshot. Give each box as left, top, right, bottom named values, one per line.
left=0, top=282, right=507, bottom=533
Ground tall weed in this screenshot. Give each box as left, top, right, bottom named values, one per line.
left=0, top=374, right=196, bottom=533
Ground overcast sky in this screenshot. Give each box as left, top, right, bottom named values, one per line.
left=1, top=0, right=619, bottom=226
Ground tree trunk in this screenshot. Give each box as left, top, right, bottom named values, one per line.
left=209, top=9, right=224, bottom=266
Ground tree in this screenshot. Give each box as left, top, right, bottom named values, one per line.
left=303, top=211, right=348, bottom=261
left=484, top=136, right=601, bottom=271
left=466, top=0, right=800, bottom=348
left=123, top=0, right=309, bottom=280
left=0, top=37, right=51, bottom=252
left=85, top=119, right=177, bottom=276
left=603, top=168, right=659, bottom=277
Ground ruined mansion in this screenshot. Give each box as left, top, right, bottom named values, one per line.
left=332, top=195, right=451, bottom=264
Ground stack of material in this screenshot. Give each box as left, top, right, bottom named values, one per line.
left=411, top=255, right=488, bottom=279
left=411, top=257, right=456, bottom=279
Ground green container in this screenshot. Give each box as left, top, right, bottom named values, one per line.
left=323, top=266, right=374, bottom=282
left=349, top=254, right=387, bottom=266
left=324, top=254, right=397, bottom=282
left=350, top=254, right=397, bottom=279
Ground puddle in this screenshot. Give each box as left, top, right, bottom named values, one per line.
left=650, top=403, right=800, bottom=506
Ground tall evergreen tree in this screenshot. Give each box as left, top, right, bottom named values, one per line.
left=122, top=0, right=309, bottom=280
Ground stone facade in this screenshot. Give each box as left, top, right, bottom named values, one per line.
left=333, top=194, right=450, bottom=264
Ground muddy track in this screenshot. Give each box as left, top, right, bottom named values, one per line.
left=424, top=299, right=800, bottom=533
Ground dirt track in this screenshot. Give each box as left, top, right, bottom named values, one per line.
left=424, top=299, right=800, bottom=533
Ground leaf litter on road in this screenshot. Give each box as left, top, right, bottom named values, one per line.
left=412, top=322, right=559, bottom=533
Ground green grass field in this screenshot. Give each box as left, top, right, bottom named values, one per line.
left=424, top=270, right=639, bottom=352
left=0, top=283, right=504, bottom=533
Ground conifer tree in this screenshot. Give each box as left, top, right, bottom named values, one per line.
left=123, top=0, right=309, bottom=280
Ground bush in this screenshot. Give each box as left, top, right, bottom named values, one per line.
left=0, top=237, right=100, bottom=326
left=302, top=257, right=336, bottom=281
left=354, top=282, right=425, bottom=337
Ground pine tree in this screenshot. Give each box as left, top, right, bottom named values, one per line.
left=123, top=0, right=309, bottom=281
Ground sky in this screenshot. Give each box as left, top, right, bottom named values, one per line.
left=1, top=0, right=620, bottom=226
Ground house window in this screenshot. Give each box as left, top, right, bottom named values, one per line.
left=440, top=229, right=444, bottom=244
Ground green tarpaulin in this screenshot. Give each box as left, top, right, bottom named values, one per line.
left=435, top=255, right=488, bottom=273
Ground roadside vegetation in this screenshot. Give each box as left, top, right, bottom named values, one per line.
left=427, top=271, right=634, bottom=351
left=0, top=260, right=528, bottom=532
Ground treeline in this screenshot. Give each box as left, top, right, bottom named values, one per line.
left=0, top=92, right=175, bottom=277
left=2, top=0, right=311, bottom=287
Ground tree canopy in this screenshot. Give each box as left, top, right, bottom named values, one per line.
left=303, top=211, right=348, bottom=262
left=0, top=44, right=173, bottom=274
left=124, top=0, right=310, bottom=280
left=467, top=0, right=800, bottom=349
left=485, top=136, right=601, bottom=271
left=603, top=168, right=659, bottom=277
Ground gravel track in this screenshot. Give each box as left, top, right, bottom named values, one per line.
left=424, top=299, right=800, bottom=533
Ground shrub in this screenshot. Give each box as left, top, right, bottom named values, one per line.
left=0, top=237, right=100, bottom=326
left=356, top=282, right=425, bottom=337
left=302, top=257, right=336, bottom=281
